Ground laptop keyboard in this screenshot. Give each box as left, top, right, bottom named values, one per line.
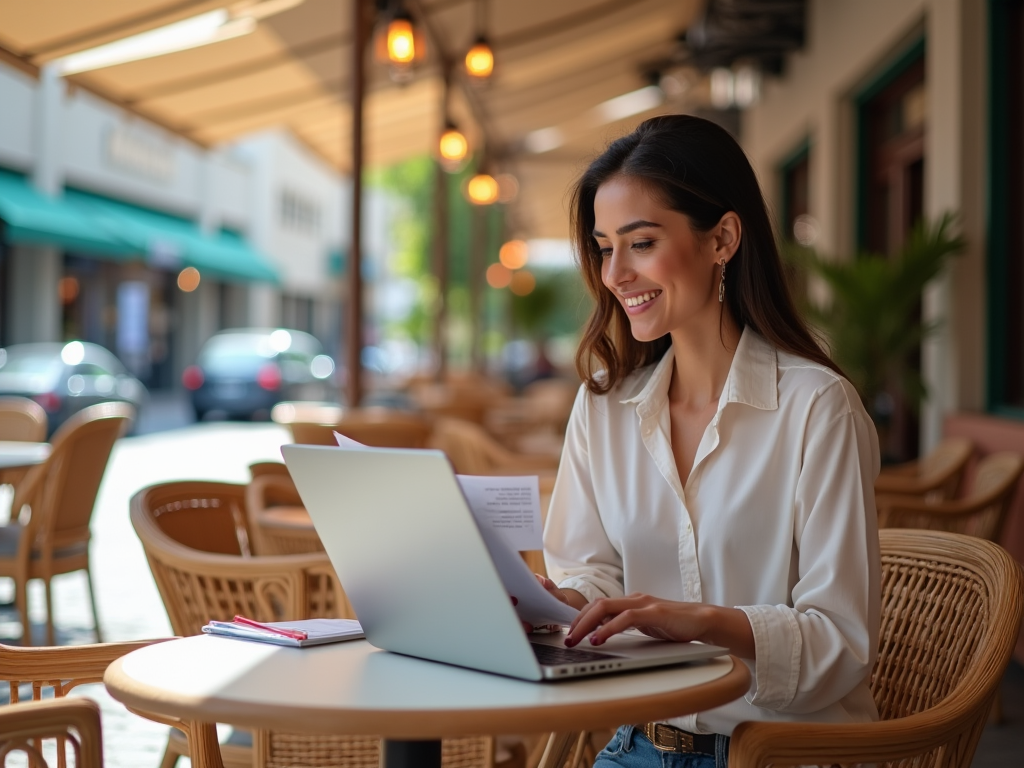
left=530, top=642, right=618, bottom=666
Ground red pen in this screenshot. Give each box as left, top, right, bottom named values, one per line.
left=232, top=615, right=308, bottom=641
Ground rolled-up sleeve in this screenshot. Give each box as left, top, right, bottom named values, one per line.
left=736, top=381, right=881, bottom=714
left=543, top=386, right=626, bottom=603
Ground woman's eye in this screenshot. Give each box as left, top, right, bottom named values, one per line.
left=597, top=246, right=613, bottom=259
left=632, top=240, right=654, bottom=252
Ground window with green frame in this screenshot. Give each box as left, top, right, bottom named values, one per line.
left=988, top=0, right=1024, bottom=414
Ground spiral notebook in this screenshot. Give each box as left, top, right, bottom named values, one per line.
left=201, top=618, right=364, bottom=647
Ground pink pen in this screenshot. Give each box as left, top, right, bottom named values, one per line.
left=232, top=615, right=308, bottom=641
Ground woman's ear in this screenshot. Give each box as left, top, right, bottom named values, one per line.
left=713, top=212, right=742, bottom=263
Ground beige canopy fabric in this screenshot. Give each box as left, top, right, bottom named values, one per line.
left=0, top=0, right=704, bottom=238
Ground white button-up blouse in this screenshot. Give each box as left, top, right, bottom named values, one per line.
left=544, top=328, right=881, bottom=735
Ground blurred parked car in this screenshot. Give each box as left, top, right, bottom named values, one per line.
left=0, top=341, right=147, bottom=435
left=183, top=328, right=336, bottom=420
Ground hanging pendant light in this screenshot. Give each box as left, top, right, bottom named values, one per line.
left=465, top=171, right=499, bottom=205
left=464, top=0, right=494, bottom=80
left=465, top=36, right=494, bottom=79
left=374, top=2, right=426, bottom=82
left=438, top=122, right=470, bottom=170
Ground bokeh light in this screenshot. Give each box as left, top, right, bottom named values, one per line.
left=466, top=174, right=499, bottom=205
left=386, top=18, right=416, bottom=64
left=57, top=276, right=79, bottom=304
left=510, top=270, right=536, bottom=296
left=499, top=240, right=529, bottom=270
left=177, top=266, right=201, bottom=292
left=465, top=39, right=494, bottom=78
left=486, top=262, right=512, bottom=289
left=439, top=127, right=469, bottom=163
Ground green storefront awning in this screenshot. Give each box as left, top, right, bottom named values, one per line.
left=0, top=171, right=278, bottom=284
left=0, top=170, right=133, bottom=256
left=64, top=190, right=279, bottom=284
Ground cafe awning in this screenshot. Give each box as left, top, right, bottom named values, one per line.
left=0, top=169, right=132, bottom=255
left=63, top=190, right=279, bottom=283
left=0, top=0, right=705, bottom=240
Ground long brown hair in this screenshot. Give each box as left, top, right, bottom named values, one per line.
left=571, top=114, right=841, bottom=394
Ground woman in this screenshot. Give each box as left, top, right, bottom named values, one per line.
left=541, top=115, right=881, bottom=767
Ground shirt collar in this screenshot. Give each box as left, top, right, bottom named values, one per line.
left=620, top=326, right=779, bottom=415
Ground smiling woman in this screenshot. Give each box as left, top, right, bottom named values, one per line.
left=542, top=116, right=882, bottom=767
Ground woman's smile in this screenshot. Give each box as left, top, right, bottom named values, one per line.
left=623, top=290, right=662, bottom=311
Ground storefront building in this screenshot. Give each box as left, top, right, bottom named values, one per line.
left=0, top=61, right=347, bottom=391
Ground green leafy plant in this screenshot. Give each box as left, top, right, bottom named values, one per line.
left=789, top=214, right=966, bottom=416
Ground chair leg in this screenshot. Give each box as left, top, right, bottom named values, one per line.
left=15, top=578, right=31, bottom=646
left=159, top=741, right=180, bottom=768
left=84, top=566, right=103, bottom=642
left=44, top=576, right=55, bottom=646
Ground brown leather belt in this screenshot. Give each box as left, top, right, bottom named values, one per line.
left=636, top=722, right=718, bottom=754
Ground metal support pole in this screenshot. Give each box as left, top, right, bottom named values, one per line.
left=382, top=739, right=442, bottom=768
left=432, top=158, right=449, bottom=380
left=346, top=0, right=366, bottom=408
left=470, top=203, right=485, bottom=373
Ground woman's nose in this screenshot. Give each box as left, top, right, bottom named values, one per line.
left=602, top=248, right=634, bottom=287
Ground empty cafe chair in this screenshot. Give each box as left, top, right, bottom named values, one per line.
left=876, top=451, right=1024, bottom=542
left=245, top=473, right=323, bottom=555
left=0, top=402, right=133, bottom=645
left=874, top=435, right=973, bottom=500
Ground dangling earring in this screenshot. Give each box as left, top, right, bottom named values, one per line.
left=718, top=259, right=727, bottom=303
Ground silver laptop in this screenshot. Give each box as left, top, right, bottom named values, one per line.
left=282, top=444, right=728, bottom=681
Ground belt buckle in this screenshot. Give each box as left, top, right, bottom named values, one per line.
left=651, top=723, right=693, bottom=753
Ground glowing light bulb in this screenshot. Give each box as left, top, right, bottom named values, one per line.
left=465, top=38, right=494, bottom=78
left=387, top=18, right=416, bottom=64
left=466, top=173, right=499, bottom=205
left=499, top=240, right=528, bottom=270
left=439, top=127, right=469, bottom=163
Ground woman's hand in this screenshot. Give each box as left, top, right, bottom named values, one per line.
left=564, top=592, right=756, bottom=659
left=514, top=575, right=588, bottom=634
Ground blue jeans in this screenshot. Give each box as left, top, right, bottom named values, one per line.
left=593, top=725, right=730, bottom=768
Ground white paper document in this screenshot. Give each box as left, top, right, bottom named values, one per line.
left=330, top=431, right=576, bottom=626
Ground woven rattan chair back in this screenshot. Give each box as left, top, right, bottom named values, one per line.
left=334, top=407, right=433, bottom=448
left=249, top=460, right=290, bottom=479
left=140, top=480, right=251, bottom=556
left=245, top=474, right=324, bottom=556
left=130, top=482, right=350, bottom=634
left=875, top=437, right=973, bottom=499
left=726, top=528, right=1024, bottom=768
left=877, top=451, right=1024, bottom=542
left=0, top=396, right=47, bottom=442
left=271, top=402, right=343, bottom=446
left=428, top=417, right=559, bottom=477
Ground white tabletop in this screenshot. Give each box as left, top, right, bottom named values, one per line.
left=105, top=635, right=749, bottom=739
left=0, top=441, right=50, bottom=470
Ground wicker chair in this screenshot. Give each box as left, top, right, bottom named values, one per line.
left=0, top=402, right=133, bottom=645
left=131, top=480, right=496, bottom=768
left=0, top=396, right=49, bottom=525
left=334, top=407, right=433, bottom=448
left=0, top=638, right=172, bottom=768
left=0, top=698, right=103, bottom=768
left=875, top=436, right=973, bottom=500
left=245, top=473, right=323, bottom=555
left=427, top=417, right=560, bottom=476
left=876, top=451, right=1024, bottom=542
left=271, top=402, right=344, bottom=446
left=0, top=395, right=48, bottom=442
left=726, top=528, right=1024, bottom=768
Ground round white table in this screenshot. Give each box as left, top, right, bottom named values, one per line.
left=104, top=635, right=750, bottom=768
left=0, top=441, right=50, bottom=470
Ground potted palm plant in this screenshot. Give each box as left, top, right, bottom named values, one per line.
left=788, top=214, right=966, bottom=451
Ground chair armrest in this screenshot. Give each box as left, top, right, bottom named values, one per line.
left=0, top=638, right=174, bottom=688
left=0, top=698, right=103, bottom=766
left=875, top=493, right=971, bottom=517
left=729, top=705, right=982, bottom=768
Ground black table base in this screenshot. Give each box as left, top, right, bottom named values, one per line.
left=382, top=739, right=442, bottom=768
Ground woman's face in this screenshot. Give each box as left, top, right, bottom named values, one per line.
left=594, top=176, right=724, bottom=343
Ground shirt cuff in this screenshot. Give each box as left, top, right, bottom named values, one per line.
left=557, top=577, right=613, bottom=604
left=736, top=604, right=801, bottom=710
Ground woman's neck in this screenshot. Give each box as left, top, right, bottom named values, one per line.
left=668, top=313, right=742, bottom=410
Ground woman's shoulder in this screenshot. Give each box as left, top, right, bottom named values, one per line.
left=774, top=349, right=864, bottom=418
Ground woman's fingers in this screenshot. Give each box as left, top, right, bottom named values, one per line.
left=566, top=597, right=646, bottom=645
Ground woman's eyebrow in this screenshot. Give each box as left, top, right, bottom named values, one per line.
left=592, top=220, right=662, bottom=238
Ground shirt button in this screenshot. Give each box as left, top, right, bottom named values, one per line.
left=686, top=522, right=692, bottom=533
